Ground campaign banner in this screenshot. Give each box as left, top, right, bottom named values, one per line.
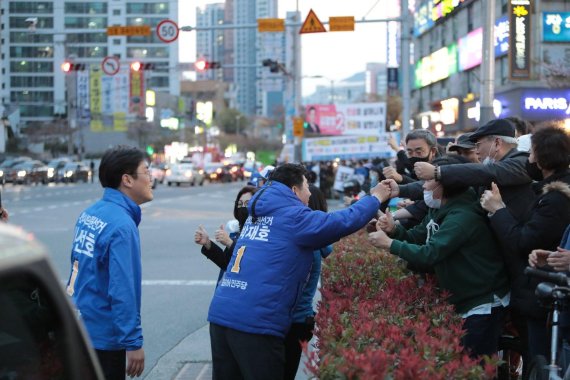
left=302, top=135, right=394, bottom=162
left=76, top=70, right=90, bottom=119
left=304, top=102, right=386, bottom=136
left=333, top=166, right=355, bottom=192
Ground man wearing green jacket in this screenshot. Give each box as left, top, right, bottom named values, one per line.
left=369, top=155, right=509, bottom=357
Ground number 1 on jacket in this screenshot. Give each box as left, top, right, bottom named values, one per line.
left=230, top=246, right=246, bottom=273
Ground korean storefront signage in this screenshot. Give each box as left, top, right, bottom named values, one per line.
left=414, top=44, right=458, bottom=88
left=509, top=0, right=531, bottom=80
left=543, top=12, right=570, bottom=42
left=522, top=89, right=570, bottom=119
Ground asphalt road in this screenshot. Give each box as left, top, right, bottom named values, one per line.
left=2, top=179, right=246, bottom=378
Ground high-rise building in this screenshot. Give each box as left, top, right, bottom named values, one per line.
left=0, top=0, right=179, bottom=153
left=196, top=3, right=225, bottom=81
left=233, top=0, right=278, bottom=116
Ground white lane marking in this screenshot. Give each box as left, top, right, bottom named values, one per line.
left=142, top=280, right=217, bottom=286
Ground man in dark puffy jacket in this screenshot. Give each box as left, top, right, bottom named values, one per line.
left=207, top=163, right=388, bottom=380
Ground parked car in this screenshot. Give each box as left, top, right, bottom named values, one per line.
left=165, top=163, right=204, bottom=186
left=149, top=163, right=167, bottom=189
left=0, top=223, right=104, bottom=379
left=12, top=160, right=49, bottom=185
left=60, top=162, right=91, bottom=183
left=46, top=158, right=72, bottom=182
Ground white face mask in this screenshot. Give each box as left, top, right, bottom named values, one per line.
left=482, top=141, right=498, bottom=166
left=423, top=187, right=442, bottom=209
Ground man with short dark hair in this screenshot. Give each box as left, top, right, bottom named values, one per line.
left=66, top=146, right=152, bottom=379
left=207, top=163, right=389, bottom=380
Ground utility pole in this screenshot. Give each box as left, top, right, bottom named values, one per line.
left=401, top=0, right=411, bottom=136
left=480, top=0, right=496, bottom=124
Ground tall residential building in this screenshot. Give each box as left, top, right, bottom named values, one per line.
left=196, top=3, right=225, bottom=81
left=0, top=0, right=179, bottom=153
left=233, top=0, right=278, bottom=116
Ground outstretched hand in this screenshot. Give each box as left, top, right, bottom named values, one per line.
left=368, top=228, right=393, bottom=249
left=194, top=225, right=211, bottom=247
left=215, top=224, right=233, bottom=247
left=370, top=181, right=392, bottom=203
left=376, top=209, right=396, bottom=234
left=480, top=182, right=505, bottom=213
left=414, top=162, right=435, bottom=180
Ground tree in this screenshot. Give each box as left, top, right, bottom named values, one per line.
left=216, top=108, right=245, bottom=135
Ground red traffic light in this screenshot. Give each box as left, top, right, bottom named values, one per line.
left=195, top=59, right=207, bottom=72
left=130, top=61, right=142, bottom=72
left=61, top=61, right=72, bottom=72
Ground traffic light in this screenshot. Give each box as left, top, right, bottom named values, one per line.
left=61, top=61, right=86, bottom=72
left=194, top=59, right=221, bottom=72
left=146, top=145, right=155, bottom=156
left=130, top=61, right=155, bottom=71
left=262, top=59, right=280, bottom=73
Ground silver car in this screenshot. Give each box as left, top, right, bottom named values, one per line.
left=165, top=163, right=205, bottom=187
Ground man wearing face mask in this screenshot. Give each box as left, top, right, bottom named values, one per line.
left=369, top=155, right=510, bottom=357
left=412, top=118, right=535, bottom=222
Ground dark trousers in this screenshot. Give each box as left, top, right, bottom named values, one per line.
left=210, top=323, right=285, bottom=380
left=283, top=319, right=315, bottom=380
left=95, top=349, right=125, bottom=380
left=461, top=306, right=506, bottom=357
left=527, top=315, right=550, bottom=359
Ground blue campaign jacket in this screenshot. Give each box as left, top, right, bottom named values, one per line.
left=207, top=180, right=380, bottom=338
left=66, top=188, right=143, bottom=351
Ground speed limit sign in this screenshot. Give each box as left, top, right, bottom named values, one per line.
left=156, top=19, right=179, bottom=43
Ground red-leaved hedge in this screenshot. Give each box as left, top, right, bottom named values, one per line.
left=304, top=230, right=497, bottom=380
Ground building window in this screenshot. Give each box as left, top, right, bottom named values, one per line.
left=127, top=47, right=168, bottom=59
left=10, top=61, right=54, bottom=73
left=10, top=32, right=52, bottom=43
left=64, top=2, right=107, bottom=14
left=113, top=9, right=120, bottom=16
left=66, top=46, right=107, bottom=57
left=65, top=33, right=107, bottom=43
left=113, top=38, right=121, bottom=45
left=10, top=16, right=53, bottom=28
left=9, top=2, right=53, bottom=13
left=11, top=76, right=54, bottom=87
left=65, top=17, right=106, bottom=29
left=10, top=46, right=54, bottom=58
left=11, top=91, right=53, bottom=103
left=126, top=3, right=169, bottom=15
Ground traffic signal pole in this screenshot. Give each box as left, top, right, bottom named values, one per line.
left=180, top=14, right=411, bottom=160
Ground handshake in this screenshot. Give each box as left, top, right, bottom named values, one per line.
left=366, top=209, right=397, bottom=250
left=369, top=179, right=400, bottom=204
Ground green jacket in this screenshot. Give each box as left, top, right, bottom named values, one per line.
left=390, top=188, right=509, bottom=314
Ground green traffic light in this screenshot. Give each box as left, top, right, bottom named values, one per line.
left=146, top=145, right=154, bottom=155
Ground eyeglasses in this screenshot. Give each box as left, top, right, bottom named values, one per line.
left=237, top=200, right=249, bottom=207
left=130, top=170, right=151, bottom=179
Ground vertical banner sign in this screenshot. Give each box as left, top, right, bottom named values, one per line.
left=90, top=66, right=103, bottom=131
left=129, top=69, right=145, bottom=116
left=76, top=70, right=90, bottom=119
left=387, top=67, right=399, bottom=96
left=509, top=0, right=531, bottom=80
left=114, top=74, right=129, bottom=131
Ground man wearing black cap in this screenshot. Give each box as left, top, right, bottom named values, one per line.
left=412, top=118, right=535, bottom=221
left=447, top=132, right=478, bottom=163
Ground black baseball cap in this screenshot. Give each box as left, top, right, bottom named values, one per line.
left=448, top=133, right=476, bottom=152
left=469, top=119, right=516, bottom=141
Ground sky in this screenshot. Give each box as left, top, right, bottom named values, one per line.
left=178, top=0, right=392, bottom=96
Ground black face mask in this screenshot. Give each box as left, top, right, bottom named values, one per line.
left=526, top=160, right=543, bottom=181
left=236, top=207, right=249, bottom=229
left=408, top=155, right=431, bottom=166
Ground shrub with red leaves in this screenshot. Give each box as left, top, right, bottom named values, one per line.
left=304, top=230, right=498, bottom=380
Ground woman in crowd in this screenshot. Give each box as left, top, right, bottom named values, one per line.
left=481, top=125, right=570, bottom=359
left=368, top=155, right=510, bottom=357
left=194, top=185, right=257, bottom=278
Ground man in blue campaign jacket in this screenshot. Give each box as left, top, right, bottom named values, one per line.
left=207, top=163, right=388, bottom=380
left=66, top=146, right=153, bottom=379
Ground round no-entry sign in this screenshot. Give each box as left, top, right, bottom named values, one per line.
left=101, top=56, right=120, bottom=75
left=156, top=19, right=179, bottom=43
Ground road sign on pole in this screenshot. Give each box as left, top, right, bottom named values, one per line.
left=156, top=19, right=179, bottom=43
left=257, top=18, right=285, bottom=32
left=293, top=117, right=304, bottom=137
left=329, top=16, right=355, bottom=32
left=101, top=56, right=120, bottom=76
left=107, top=25, right=151, bottom=36
left=300, top=9, right=327, bottom=34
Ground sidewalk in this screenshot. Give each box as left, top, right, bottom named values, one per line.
left=147, top=324, right=314, bottom=380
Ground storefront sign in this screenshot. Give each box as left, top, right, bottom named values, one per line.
left=522, top=89, right=570, bottom=118
left=467, top=100, right=504, bottom=121
left=543, top=12, right=570, bottom=42
left=415, top=44, right=458, bottom=88
left=414, top=0, right=470, bottom=36
left=439, top=98, right=459, bottom=125
left=457, top=17, right=509, bottom=71
left=509, top=0, right=531, bottom=80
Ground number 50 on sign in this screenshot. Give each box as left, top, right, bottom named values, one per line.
left=156, top=19, right=179, bottom=43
